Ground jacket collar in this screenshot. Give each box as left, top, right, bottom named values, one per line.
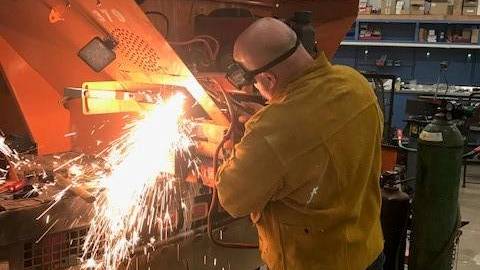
left=269, top=52, right=332, bottom=104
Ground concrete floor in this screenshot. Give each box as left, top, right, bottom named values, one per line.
left=457, top=166, right=480, bottom=270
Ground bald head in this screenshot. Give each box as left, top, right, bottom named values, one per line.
left=233, top=17, right=314, bottom=100
left=234, top=18, right=298, bottom=70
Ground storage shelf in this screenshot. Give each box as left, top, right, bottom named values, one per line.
left=334, top=14, right=480, bottom=87
left=357, top=14, right=480, bottom=24
left=341, top=40, right=480, bottom=49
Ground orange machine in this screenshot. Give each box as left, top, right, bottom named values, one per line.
left=0, top=0, right=358, bottom=157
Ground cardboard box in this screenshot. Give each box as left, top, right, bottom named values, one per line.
left=382, top=0, right=397, bottom=14
left=411, top=0, right=425, bottom=14
left=463, top=0, right=478, bottom=7
left=463, top=28, right=472, bottom=40
left=419, top=28, right=427, bottom=42
left=463, top=6, right=478, bottom=15
left=427, top=29, right=437, bottom=42
left=411, top=0, right=425, bottom=4
left=359, top=8, right=373, bottom=15
left=411, top=5, right=426, bottom=14
left=359, top=0, right=373, bottom=15
left=449, top=5, right=455, bottom=14
left=471, top=28, right=480, bottom=43
left=359, top=0, right=368, bottom=6
left=396, top=1, right=406, bottom=14
left=430, top=2, right=450, bottom=14
left=453, top=0, right=464, bottom=15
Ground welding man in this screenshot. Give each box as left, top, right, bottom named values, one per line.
left=217, top=18, right=384, bottom=270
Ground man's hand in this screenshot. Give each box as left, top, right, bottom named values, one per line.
left=224, top=102, right=264, bottom=149
left=238, top=102, right=264, bottom=124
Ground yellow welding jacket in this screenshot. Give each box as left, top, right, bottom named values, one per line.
left=217, top=52, right=384, bottom=270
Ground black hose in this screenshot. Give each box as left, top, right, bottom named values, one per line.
left=206, top=88, right=258, bottom=249
left=145, top=11, right=169, bottom=38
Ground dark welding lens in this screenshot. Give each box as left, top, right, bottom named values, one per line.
left=226, top=62, right=254, bottom=89
left=226, top=38, right=299, bottom=89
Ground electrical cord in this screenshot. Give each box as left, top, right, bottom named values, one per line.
left=145, top=11, right=170, bottom=38
left=206, top=88, right=259, bottom=249
left=169, top=38, right=217, bottom=64
left=194, top=35, right=220, bottom=59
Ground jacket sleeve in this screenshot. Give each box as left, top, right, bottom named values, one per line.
left=216, top=128, right=285, bottom=218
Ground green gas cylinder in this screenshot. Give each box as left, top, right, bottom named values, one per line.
left=409, top=113, right=464, bottom=270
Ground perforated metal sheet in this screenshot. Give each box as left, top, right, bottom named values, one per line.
left=111, top=28, right=167, bottom=74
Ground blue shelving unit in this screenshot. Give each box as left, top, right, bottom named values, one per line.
left=333, top=15, right=480, bottom=86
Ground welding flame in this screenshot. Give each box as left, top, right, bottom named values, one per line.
left=82, top=93, right=192, bottom=269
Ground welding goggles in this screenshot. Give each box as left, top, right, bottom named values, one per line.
left=226, top=39, right=301, bottom=89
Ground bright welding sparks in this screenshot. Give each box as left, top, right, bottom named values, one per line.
left=0, top=136, right=19, bottom=180
left=0, top=135, right=20, bottom=163
left=82, top=93, right=193, bottom=270
left=85, top=258, right=97, bottom=269
left=0, top=136, right=14, bottom=158
left=36, top=185, right=72, bottom=220
left=69, top=164, right=84, bottom=177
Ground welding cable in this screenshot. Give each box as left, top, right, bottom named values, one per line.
left=197, top=77, right=259, bottom=116
left=207, top=89, right=259, bottom=249
left=193, top=35, right=220, bottom=61
left=196, top=77, right=225, bottom=102
left=145, top=11, right=170, bottom=38
left=170, top=38, right=217, bottom=62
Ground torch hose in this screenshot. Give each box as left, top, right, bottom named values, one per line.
left=206, top=88, right=258, bottom=249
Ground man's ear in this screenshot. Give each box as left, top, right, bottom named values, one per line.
left=262, top=72, right=277, bottom=91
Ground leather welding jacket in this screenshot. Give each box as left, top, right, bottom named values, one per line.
left=217, top=52, right=384, bottom=270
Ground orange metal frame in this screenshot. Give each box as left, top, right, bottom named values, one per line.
left=0, top=0, right=358, bottom=156
left=0, top=37, right=71, bottom=154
